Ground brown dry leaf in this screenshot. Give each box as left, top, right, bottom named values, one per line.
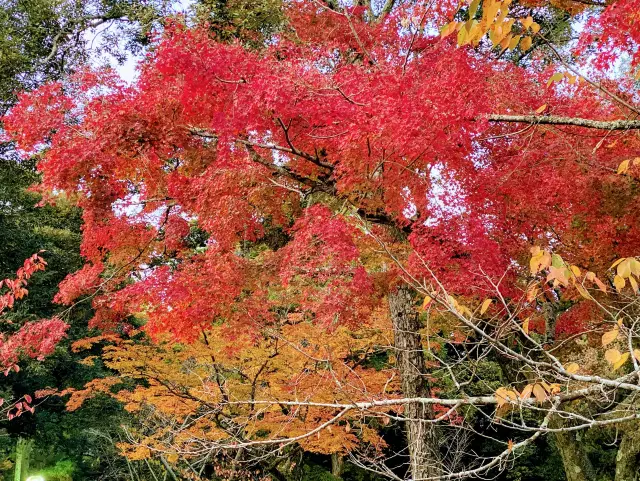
left=548, top=383, right=561, bottom=394
left=520, top=384, right=533, bottom=400
left=532, top=384, right=547, bottom=403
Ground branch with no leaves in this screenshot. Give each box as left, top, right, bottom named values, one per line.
left=488, top=114, right=640, bottom=131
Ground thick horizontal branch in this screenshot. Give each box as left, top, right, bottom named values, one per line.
left=488, top=114, right=640, bottom=130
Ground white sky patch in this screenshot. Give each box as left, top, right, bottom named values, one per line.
left=425, top=163, right=466, bottom=227
left=401, top=186, right=418, bottom=219
left=113, top=193, right=145, bottom=218
left=84, top=0, right=196, bottom=83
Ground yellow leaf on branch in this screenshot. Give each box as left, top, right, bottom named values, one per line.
left=565, top=362, right=580, bottom=374
left=532, top=384, right=547, bottom=403
left=520, top=384, right=533, bottom=400
left=422, top=295, right=433, bottom=310
left=602, top=328, right=619, bottom=346
left=613, top=352, right=630, bottom=371
left=480, top=298, right=493, bottom=315
left=618, top=259, right=632, bottom=278
left=535, top=103, right=547, bottom=114
left=605, top=348, right=622, bottom=364
left=617, top=159, right=630, bottom=174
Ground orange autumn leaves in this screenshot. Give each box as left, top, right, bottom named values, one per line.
left=65, top=309, right=400, bottom=457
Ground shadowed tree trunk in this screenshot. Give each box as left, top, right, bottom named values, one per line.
left=389, top=285, right=440, bottom=480
left=13, top=437, right=33, bottom=481
left=615, top=423, right=640, bottom=481
left=553, top=418, right=640, bottom=481
left=331, top=453, right=344, bottom=477
left=552, top=417, right=595, bottom=481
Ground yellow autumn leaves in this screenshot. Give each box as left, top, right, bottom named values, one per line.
left=604, top=348, right=630, bottom=370
left=529, top=246, right=610, bottom=299
left=495, top=381, right=561, bottom=410
left=422, top=293, right=493, bottom=318
left=610, top=257, right=640, bottom=294
left=616, top=157, right=640, bottom=175
left=546, top=71, right=579, bottom=87
left=528, top=246, right=640, bottom=372
left=441, top=0, right=540, bottom=52
left=530, top=246, right=640, bottom=296
left=600, top=320, right=640, bottom=371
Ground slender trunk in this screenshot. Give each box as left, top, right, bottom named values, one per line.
left=552, top=418, right=595, bottom=481
left=389, top=285, right=440, bottom=480
left=615, top=425, right=640, bottom=481
left=331, top=453, right=344, bottom=478
left=13, top=437, right=33, bottom=481
left=161, top=456, right=179, bottom=481
left=542, top=301, right=559, bottom=344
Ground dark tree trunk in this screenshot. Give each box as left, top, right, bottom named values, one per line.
left=615, top=425, right=640, bottom=481
left=389, top=285, right=440, bottom=479
left=552, top=417, right=596, bottom=481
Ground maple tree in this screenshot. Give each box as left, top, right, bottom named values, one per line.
left=0, top=252, right=70, bottom=481
left=0, top=254, right=68, bottom=376
left=4, top=0, right=640, bottom=479
left=64, top=314, right=398, bottom=478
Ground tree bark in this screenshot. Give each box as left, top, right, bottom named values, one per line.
left=160, top=456, right=179, bottom=481
left=615, top=425, right=640, bottom=481
left=552, top=418, right=595, bottom=481
left=331, top=453, right=344, bottom=478
left=13, top=437, right=33, bottom=481
left=389, top=285, right=440, bottom=480
left=488, top=114, right=640, bottom=130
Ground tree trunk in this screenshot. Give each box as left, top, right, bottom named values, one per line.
left=552, top=422, right=595, bottom=481
left=331, top=453, right=344, bottom=478
left=13, top=437, right=32, bottom=481
left=389, top=285, right=440, bottom=480
left=160, top=456, right=179, bottom=481
left=542, top=301, right=559, bottom=344
left=615, top=425, right=640, bottom=481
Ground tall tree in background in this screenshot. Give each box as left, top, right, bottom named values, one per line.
left=0, top=1, right=182, bottom=479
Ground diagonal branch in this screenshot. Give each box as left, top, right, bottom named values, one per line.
left=275, top=118, right=334, bottom=169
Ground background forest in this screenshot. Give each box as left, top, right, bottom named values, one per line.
left=0, top=0, right=639, bottom=480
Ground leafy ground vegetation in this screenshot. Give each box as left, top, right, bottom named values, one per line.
left=1, top=0, right=640, bottom=479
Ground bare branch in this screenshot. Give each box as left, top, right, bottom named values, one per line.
left=488, top=114, right=640, bottom=131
